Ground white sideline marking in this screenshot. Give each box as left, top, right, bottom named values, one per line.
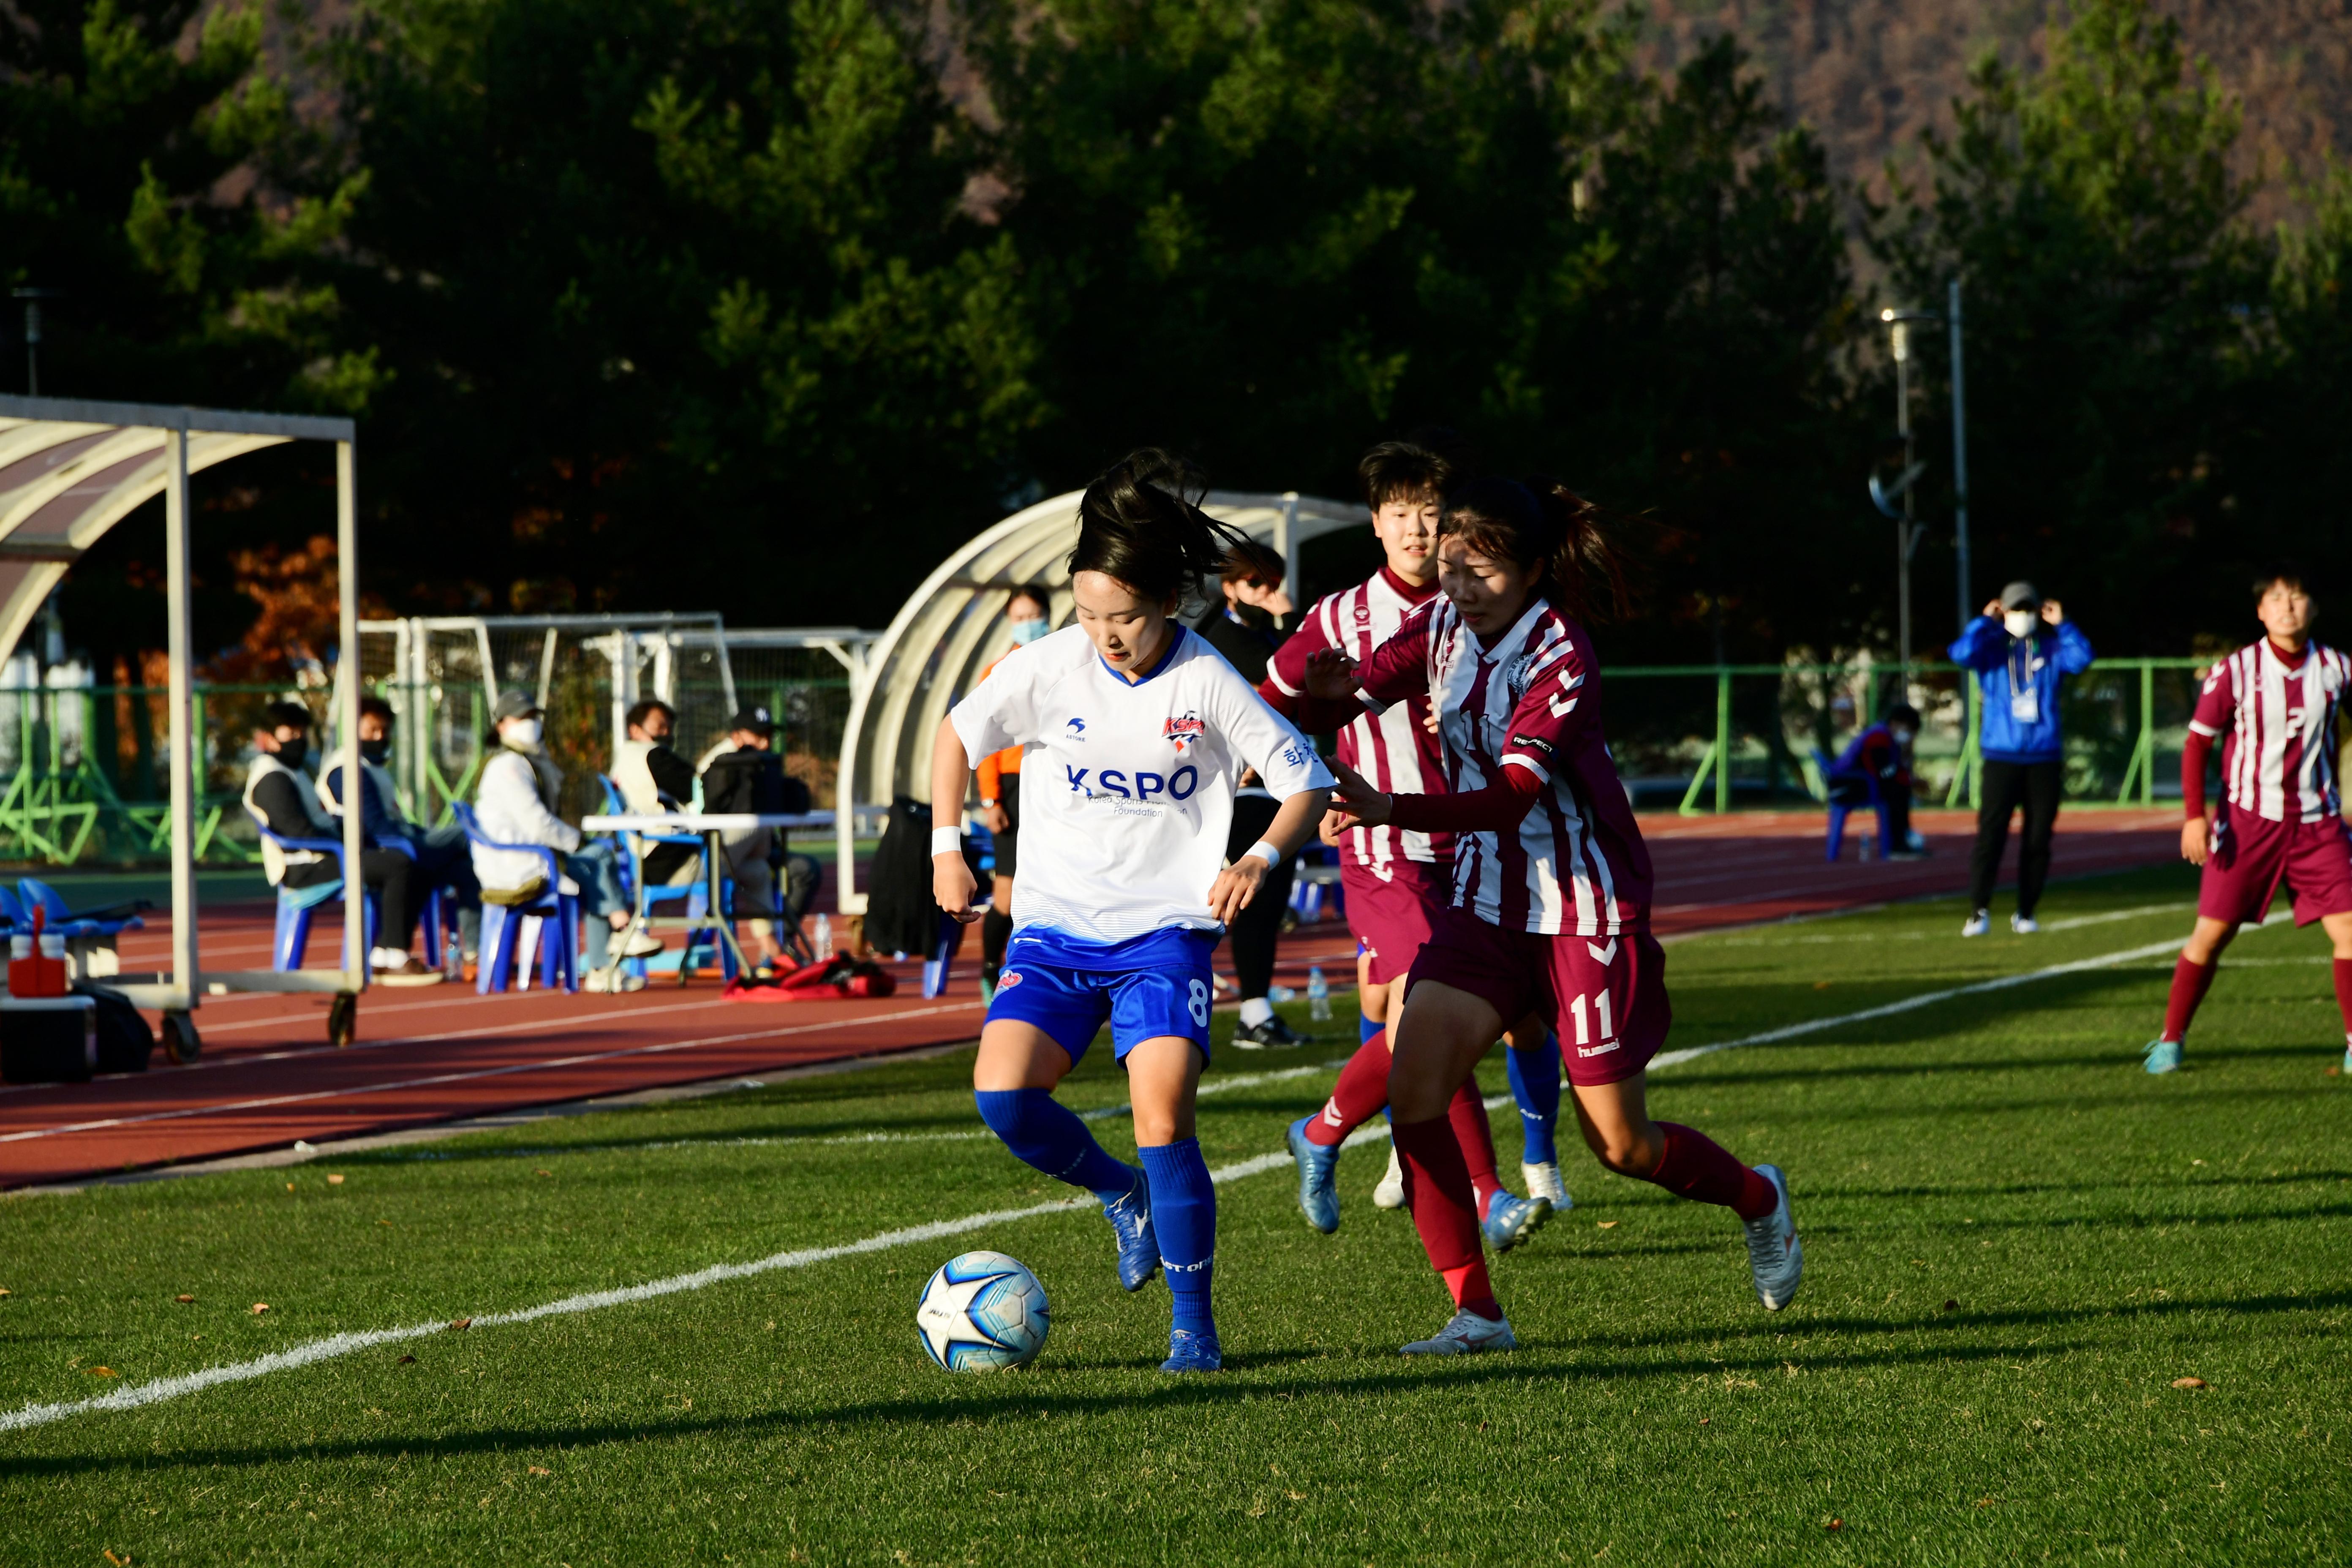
left=0, top=930, right=2216, bottom=1433
left=1647, top=937, right=2190, bottom=1072
left=2034, top=902, right=2194, bottom=932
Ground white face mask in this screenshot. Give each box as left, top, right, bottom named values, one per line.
left=1890, top=727, right=1916, bottom=747
left=1007, top=616, right=1048, bottom=647
left=506, top=718, right=543, bottom=747
left=2004, top=610, right=2037, bottom=640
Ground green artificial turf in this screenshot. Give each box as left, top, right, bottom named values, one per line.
left=2, top=864, right=2348, bottom=1565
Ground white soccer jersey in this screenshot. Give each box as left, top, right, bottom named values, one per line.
left=950, top=624, right=1334, bottom=943
left=1267, top=566, right=1450, bottom=871
left=2189, top=638, right=2352, bottom=823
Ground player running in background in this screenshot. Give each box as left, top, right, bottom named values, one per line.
left=2145, top=566, right=2352, bottom=1075
left=975, top=584, right=1055, bottom=1000
left=1263, top=439, right=1564, bottom=1252
left=932, top=451, right=1333, bottom=1373
left=1313, top=476, right=1801, bottom=1356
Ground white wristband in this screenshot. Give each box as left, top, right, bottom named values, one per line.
left=1244, top=840, right=1281, bottom=868
left=931, top=825, right=965, bottom=857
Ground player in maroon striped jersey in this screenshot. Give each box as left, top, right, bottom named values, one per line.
left=2145, top=566, right=2352, bottom=1075
left=1264, top=440, right=1564, bottom=1250
left=1312, top=476, right=1802, bottom=1355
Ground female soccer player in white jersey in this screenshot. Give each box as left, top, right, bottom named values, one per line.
left=1263, top=439, right=1565, bottom=1246
left=931, top=451, right=1333, bottom=1374
left=1310, top=476, right=1802, bottom=1356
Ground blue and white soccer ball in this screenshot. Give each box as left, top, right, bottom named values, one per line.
left=917, top=1251, right=1050, bottom=1372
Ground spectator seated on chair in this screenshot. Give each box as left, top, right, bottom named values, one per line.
left=1826, top=702, right=1926, bottom=860
left=472, top=691, right=662, bottom=993
left=610, top=698, right=704, bottom=892
left=240, top=700, right=442, bottom=984
left=321, top=695, right=482, bottom=965
left=697, top=705, right=813, bottom=978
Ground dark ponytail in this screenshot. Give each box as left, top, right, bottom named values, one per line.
left=1068, top=449, right=1249, bottom=606
left=1440, top=476, right=1632, bottom=624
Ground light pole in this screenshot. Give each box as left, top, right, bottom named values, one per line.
left=1873, top=305, right=1939, bottom=704
left=1947, top=278, right=1972, bottom=632
left=10, top=289, right=64, bottom=395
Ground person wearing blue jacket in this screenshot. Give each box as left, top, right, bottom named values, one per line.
left=1949, top=580, right=2095, bottom=935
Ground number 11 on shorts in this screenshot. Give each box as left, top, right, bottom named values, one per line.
left=1568, top=990, right=1614, bottom=1045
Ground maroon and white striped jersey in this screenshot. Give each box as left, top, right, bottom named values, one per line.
left=1268, top=566, right=1452, bottom=870
left=2189, top=638, right=2352, bottom=823
left=1355, top=595, right=1652, bottom=936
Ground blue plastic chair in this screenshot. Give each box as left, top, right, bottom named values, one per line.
left=16, top=878, right=144, bottom=938
left=1814, top=747, right=1891, bottom=863
left=256, top=829, right=385, bottom=969
left=454, top=805, right=580, bottom=994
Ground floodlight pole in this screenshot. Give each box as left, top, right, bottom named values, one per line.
left=11, top=289, right=63, bottom=397
left=1881, top=307, right=1940, bottom=707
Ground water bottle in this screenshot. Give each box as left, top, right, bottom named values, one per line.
left=1307, top=965, right=1331, bottom=1022
left=812, top=913, right=833, bottom=961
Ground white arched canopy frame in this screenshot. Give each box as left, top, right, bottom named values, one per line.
left=833, top=488, right=1367, bottom=912
left=0, top=394, right=366, bottom=1037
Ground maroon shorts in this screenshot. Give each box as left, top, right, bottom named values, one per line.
left=2198, top=807, right=2352, bottom=927
left=1344, top=857, right=1451, bottom=987
left=1405, top=906, right=1671, bottom=1086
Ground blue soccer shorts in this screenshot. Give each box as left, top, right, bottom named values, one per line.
left=988, top=926, right=1217, bottom=1064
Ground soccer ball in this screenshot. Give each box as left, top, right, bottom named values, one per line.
left=916, top=1251, right=1050, bottom=1372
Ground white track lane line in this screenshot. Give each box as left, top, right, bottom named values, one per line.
left=0, top=931, right=2210, bottom=1433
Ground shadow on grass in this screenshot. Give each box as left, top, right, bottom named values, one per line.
left=5, top=1286, right=2343, bottom=1481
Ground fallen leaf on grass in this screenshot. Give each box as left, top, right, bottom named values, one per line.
left=1942, top=1299, right=1959, bottom=1312
left=84, top=1366, right=117, bottom=1377
left=103, top=1551, right=130, bottom=1566
left=1976, top=1497, right=1996, bottom=1508
left=0, top=1287, right=11, bottom=1297
left=250, top=1303, right=270, bottom=1315
left=327, top=1174, right=345, bottom=1185
left=528, top=1466, right=551, bottom=1476
left=1813, top=980, right=1832, bottom=991
left=2173, top=1376, right=2208, bottom=1390
left=2328, top=1065, right=2341, bottom=1076
left=448, top=1318, right=472, bottom=1331
left=396, top=1355, right=416, bottom=1365
left=1596, top=1221, right=1617, bottom=1229
left=1824, top=1519, right=1844, bottom=1532
left=534, top=1170, right=553, bottom=1178
left=175, top=1294, right=195, bottom=1304
left=1697, top=1417, right=1709, bottom=1425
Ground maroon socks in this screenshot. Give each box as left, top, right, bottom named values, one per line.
left=1304, top=1032, right=1391, bottom=1147
left=2162, top=955, right=2219, bottom=1043
left=1392, top=1115, right=1500, bottom=1321
left=1448, top=1083, right=1502, bottom=1220
left=1649, top=1122, right=1778, bottom=1222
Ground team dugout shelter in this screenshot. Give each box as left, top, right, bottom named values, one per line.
left=833, top=488, right=1361, bottom=915
left=0, top=394, right=370, bottom=1056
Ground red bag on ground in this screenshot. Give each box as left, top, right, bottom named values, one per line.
left=723, top=955, right=898, bottom=1003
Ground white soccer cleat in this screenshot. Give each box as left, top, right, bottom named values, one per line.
left=1401, top=1309, right=1519, bottom=1356
left=1960, top=910, right=1990, bottom=937
left=1372, top=1145, right=1407, bottom=1209
left=1522, top=1161, right=1572, bottom=1211
left=2011, top=912, right=2039, bottom=935
left=1742, top=1163, right=1802, bottom=1311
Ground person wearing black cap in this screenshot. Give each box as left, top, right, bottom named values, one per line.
left=699, top=705, right=818, bottom=976
left=473, top=690, right=662, bottom=990
left=240, top=700, right=440, bottom=984
left=1948, top=581, right=2096, bottom=936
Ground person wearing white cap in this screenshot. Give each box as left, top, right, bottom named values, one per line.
left=1947, top=581, right=2095, bottom=936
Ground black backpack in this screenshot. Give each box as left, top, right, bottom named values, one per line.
left=74, top=982, right=155, bottom=1074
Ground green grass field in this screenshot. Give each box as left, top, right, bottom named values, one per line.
left=4, top=863, right=2349, bottom=1565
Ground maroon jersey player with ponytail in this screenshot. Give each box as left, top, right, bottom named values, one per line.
left=1304, top=476, right=1803, bottom=1355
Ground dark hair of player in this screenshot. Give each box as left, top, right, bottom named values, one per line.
left=358, top=695, right=395, bottom=724
left=1439, top=476, right=1632, bottom=623
left=1069, top=449, right=1249, bottom=605
left=1219, top=539, right=1284, bottom=588
left=261, top=700, right=312, bottom=733
left=1007, top=583, right=1053, bottom=617
left=1360, top=440, right=1452, bottom=509
left=624, top=698, right=675, bottom=731
left=2254, top=561, right=2310, bottom=599
left=1884, top=702, right=1922, bottom=728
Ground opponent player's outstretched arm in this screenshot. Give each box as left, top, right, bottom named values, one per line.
left=930, top=714, right=983, bottom=921
left=1202, top=674, right=1335, bottom=926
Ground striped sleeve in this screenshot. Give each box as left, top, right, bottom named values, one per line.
left=2187, top=658, right=2235, bottom=738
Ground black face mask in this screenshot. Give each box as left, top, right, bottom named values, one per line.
left=359, top=740, right=390, bottom=765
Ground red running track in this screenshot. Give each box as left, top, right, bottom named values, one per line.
left=0, top=807, right=2179, bottom=1188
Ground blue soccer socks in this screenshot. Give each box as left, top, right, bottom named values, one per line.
left=1507, top=1035, right=1563, bottom=1167
left=1360, top=1010, right=1386, bottom=1044
left=1138, top=1139, right=1218, bottom=1336
left=974, top=1088, right=1137, bottom=1206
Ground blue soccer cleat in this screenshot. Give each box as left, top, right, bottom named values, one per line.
left=1743, top=1163, right=1803, bottom=1311
left=1287, top=1116, right=1342, bottom=1234
left=1481, top=1190, right=1553, bottom=1255
left=2143, top=1038, right=2183, bottom=1075
left=1161, top=1327, right=1223, bottom=1373
left=1103, top=1168, right=1160, bottom=1292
